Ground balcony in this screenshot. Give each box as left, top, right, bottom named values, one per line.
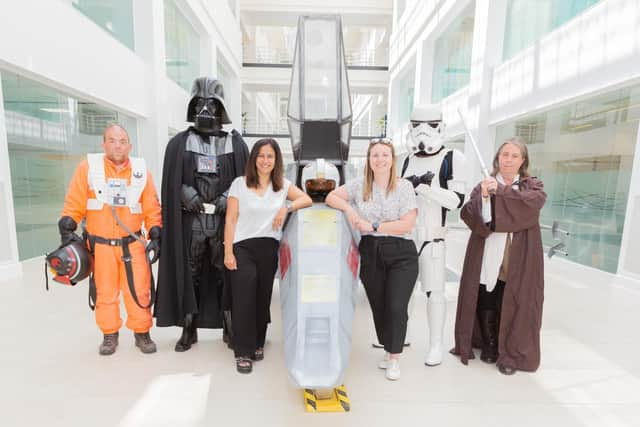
left=243, top=46, right=389, bottom=70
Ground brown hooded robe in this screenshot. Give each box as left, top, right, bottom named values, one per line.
left=451, top=176, right=546, bottom=371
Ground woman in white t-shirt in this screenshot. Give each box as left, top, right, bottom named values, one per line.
left=224, top=138, right=311, bottom=374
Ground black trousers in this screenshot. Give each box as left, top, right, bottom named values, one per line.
left=359, top=236, right=419, bottom=354
left=227, top=237, right=279, bottom=358
left=477, top=280, right=506, bottom=311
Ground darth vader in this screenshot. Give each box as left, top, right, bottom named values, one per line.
left=155, top=77, right=249, bottom=351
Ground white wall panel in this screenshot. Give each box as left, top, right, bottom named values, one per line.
left=0, top=0, right=149, bottom=117
left=490, top=0, right=640, bottom=125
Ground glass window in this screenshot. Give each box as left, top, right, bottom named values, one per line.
left=351, top=92, right=388, bottom=137
left=431, top=4, right=475, bottom=102
left=1, top=72, right=137, bottom=261
left=495, top=83, right=640, bottom=273
left=343, top=26, right=390, bottom=67
left=164, top=0, right=200, bottom=91
left=394, top=66, right=415, bottom=127
left=72, top=0, right=135, bottom=50
left=242, top=90, right=289, bottom=135
left=503, top=0, right=602, bottom=60
left=243, top=24, right=389, bottom=67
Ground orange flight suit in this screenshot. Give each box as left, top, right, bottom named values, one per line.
left=62, top=156, right=162, bottom=334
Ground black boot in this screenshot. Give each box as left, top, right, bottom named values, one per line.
left=175, top=313, right=198, bottom=352
left=478, top=310, right=498, bottom=364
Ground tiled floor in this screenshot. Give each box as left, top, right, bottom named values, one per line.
left=3, top=249, right=640, bottom=427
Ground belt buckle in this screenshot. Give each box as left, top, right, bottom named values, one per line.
left=202, top=203, right=216, bottom=215
left=109, top=239, right=118, bottom=246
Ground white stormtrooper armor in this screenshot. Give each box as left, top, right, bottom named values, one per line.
left=402, top=104, right=466, bottom=366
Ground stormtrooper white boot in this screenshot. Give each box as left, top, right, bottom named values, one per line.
left=424, top=295, right=446, bottom=366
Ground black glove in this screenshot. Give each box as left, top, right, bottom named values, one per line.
left=405, top=175, right=422, bottom=188
left=145, top=226, right=161, bottom=264
left=181, top=184, right=204, bottom=213
left=58, top=216, right=82, bottom=246
left=420, top=171, right=435, bottom=186
left=214, top=194, right=227, bottom=216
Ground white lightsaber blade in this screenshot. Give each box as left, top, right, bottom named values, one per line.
left=457, top=108, right=490, bottom=178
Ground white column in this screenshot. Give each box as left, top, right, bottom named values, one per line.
left=0, top=71, right=23, bottom=279
left=202, top=38, right=219, bottom=80
left=464, top=0, right=508, bottom=184
left=133, top=0, right=170, bottom=188
left=415, top=37, right=435, bottom=106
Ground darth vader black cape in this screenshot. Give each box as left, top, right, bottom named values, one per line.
left=154, top=127, right=249, bottom=328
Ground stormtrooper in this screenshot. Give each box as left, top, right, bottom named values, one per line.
left=401, top=104, right=466, bottom=366
left=155, top=77, right=249, bottom=352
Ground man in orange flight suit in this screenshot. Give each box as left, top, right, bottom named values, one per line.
left=59, top=123, right=162, bottom=355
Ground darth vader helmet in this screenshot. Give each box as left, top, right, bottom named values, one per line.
left=187, top=77, right=232, bottom=133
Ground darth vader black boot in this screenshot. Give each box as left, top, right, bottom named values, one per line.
left=175, top=313, right=198, bottom=352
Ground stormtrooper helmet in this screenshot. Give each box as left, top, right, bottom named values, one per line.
left=406, top=104, right=446, bottom=155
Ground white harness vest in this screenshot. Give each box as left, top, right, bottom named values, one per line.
left=86, top=153, right=146, bottom=214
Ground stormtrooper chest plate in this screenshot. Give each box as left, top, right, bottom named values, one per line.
left=403, top=150, right=449, bottom=189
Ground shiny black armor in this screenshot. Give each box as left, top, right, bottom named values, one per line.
left=182, top=131, right=236, bottom=286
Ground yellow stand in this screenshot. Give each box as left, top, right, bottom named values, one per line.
left=303, top=385, right=350, bottom=412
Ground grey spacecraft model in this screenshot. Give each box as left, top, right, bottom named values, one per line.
left=279, top=15, right=359, bottom=410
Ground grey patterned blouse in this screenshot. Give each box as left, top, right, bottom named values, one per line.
left=345, top=177, right=417, bottom=240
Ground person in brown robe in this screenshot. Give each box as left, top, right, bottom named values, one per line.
left=450, top=137, right=546, bottom=375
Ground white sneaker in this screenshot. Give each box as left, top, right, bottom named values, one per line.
left=385, top=358, right=400, bottom=380
left=378, top=352, right=390, bottom=369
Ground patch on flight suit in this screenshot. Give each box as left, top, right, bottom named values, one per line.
left=107, top=179, right=128, bottom=206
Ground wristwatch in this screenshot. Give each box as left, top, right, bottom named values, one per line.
left=286, top=201, right=293, bottom=213
left=371, top=222, right=379, bottom=232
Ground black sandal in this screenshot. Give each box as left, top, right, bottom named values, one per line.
left=252, top=347, right=264, bottom=361
left=236, top=357, right=252, bottom=374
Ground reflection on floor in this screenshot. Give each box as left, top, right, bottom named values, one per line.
left=3, top=256, right=639, bottom=427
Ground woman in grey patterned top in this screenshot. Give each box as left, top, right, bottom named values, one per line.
left=326, top=139, right=418, bottom=381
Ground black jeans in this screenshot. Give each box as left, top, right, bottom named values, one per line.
left=226, top=237, right=279, bottom=358
left=359, top=236, right=419, bottom=354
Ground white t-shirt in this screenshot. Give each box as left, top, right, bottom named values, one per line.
left=228, top=176, right=291, bottom=244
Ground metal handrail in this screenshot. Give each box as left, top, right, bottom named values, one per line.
left=243, top=46, right=388, bottom=67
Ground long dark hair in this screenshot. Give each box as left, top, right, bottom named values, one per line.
left=245, top=138, right=284, bottom=191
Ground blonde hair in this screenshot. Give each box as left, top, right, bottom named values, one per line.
left=363, top=139, right=397, bottom=201
left=491, top=136, right=530, bottom=178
